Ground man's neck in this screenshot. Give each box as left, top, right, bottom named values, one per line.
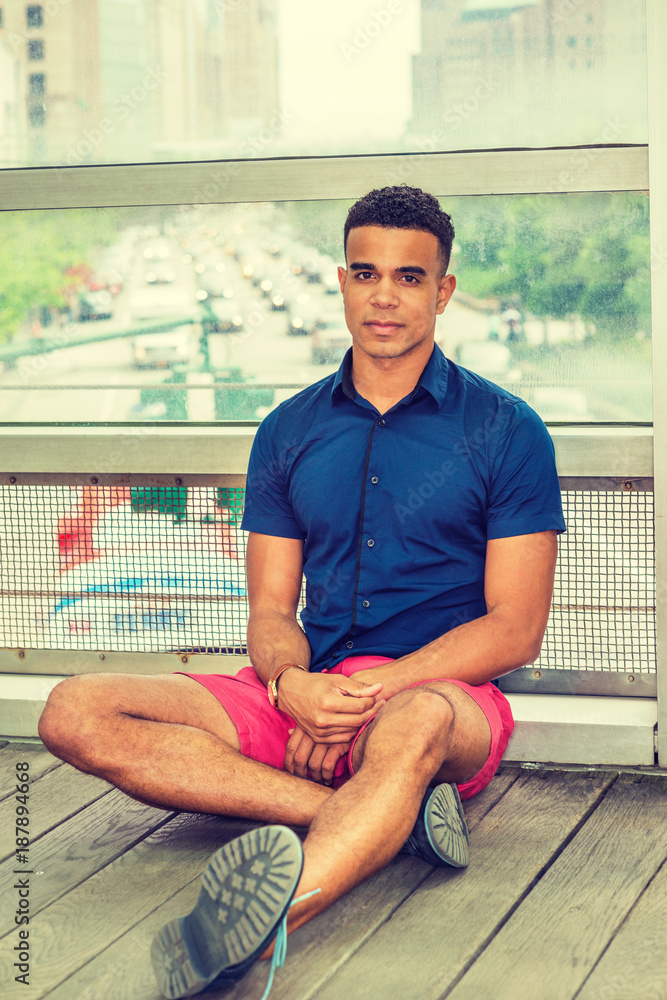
left=351, top=344, right=433, bottom=414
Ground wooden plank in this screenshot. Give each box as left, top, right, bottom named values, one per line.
left=27, top=772, right=522, bottom=1000
left=0, top=788, right=174, bottom=937
left=0, top=812, right=257, bottom=998
left=0, top=763, right=113, bottom=861
left=447, top=775, right=667, bottom=1000
left=308, top=770, right=616, bottom=1000
left=576, top=857, right=667, bottom=1000
left=0, top=743, right=62, bottom=801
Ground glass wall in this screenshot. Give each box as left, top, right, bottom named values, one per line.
left=0, top=192, right=651, bottom=423
left=0, top=0, right=647, bottom=168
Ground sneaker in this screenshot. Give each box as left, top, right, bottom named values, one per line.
left=151, top=825, right=310, bottom=999
left=401, top=783, right=470, bottom=869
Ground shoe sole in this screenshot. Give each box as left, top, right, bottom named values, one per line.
left=151, top=825, right=303, bottom=999
left=424, top=784, right=470, bottom=868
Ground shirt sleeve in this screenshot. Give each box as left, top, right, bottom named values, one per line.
left=240, top=414, right=305, bottom=539
left=485, top=399, right=566, bottom=539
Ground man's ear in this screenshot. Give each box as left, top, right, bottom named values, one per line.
left=436, top=273, right=456, bottom=314
left=338, top=265, right=347, bottom=294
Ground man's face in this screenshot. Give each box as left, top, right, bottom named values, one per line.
left=338, top=226, right=456, bottom=363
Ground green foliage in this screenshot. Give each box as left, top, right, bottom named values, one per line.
left=448, top=192, right=651, bottom=340
left=287, top=191, right=651, bottom=341
left=0, top=208, right=122, bottom=343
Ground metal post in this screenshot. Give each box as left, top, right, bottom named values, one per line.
left=646, top=0, right=667, bottom=764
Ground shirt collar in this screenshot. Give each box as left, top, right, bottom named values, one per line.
left=331, top=344, right=449, bottom=408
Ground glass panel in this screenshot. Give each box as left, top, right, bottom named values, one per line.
left=0, top=0, right=647, bottom=168
left=0, top=192, right=651, bottom=424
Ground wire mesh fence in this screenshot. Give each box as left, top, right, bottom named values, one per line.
left=0, top=484, right=656, bottom=675
left=0, top=484, right=248, bottom=652
left=536, top=489, right=655, bottom=673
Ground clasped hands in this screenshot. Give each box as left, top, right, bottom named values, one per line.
left=276, top=668, right=386, bottom=787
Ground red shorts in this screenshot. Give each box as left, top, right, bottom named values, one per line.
left=180, top=655, right=514, bottom=800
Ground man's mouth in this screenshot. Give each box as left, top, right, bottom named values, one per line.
left=364, top=320, right=402, bottom=331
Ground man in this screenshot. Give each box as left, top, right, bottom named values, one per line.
left=38, top=185, right=565, bottom=998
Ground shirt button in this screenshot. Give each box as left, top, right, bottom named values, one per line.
left=371, top=476, right=379, bottom=485
left=362, top=600, right=370, bottom=608
left=378, top=418, right=386, bottom=427
left=367, top=538, right=375, bottom=547
left=346, top=640, right=354, bottom=649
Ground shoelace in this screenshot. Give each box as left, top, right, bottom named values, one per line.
left=259, top=887, right=322, bottom=1000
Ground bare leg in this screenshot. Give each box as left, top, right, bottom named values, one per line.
left=38, top=672, right=332, bottom=826
left=40, top=674, right=490, bottom=942
left=276, top=681, right=491, bottom=941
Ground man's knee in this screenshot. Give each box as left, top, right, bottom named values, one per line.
left=38, top=674, right=111, bottom=763
left=354, top=686, right=455, bottom=771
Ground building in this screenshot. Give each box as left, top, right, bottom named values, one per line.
left=0, top=0, right=102, bottom=166
left=0, top=0, right=281, bottom=167
left=408, top=0, right=647, bottom=150
left=0, top=35, right=21, bottom=165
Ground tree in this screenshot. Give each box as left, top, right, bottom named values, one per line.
left=0, top=209, right=121, bottom=343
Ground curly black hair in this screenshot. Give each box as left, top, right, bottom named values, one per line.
left=343, top=185, right=455, bottom=275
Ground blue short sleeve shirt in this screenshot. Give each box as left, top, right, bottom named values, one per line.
left=242, top=346, right=566, bottom=672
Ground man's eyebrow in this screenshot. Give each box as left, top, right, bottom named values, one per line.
left=396, top=265, right=427, bottom=276
left=349, top=262, right=428, bottom=276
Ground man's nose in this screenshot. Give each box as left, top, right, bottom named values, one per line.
left=370, top=278, right=399, bottom=306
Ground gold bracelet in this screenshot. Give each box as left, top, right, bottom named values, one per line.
left=267, top=662, right=307, bottom=709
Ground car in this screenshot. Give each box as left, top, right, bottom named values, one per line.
left=143, top=240, right=171, bottom=260
left=311, top=316, right=350, bottom=364
left=287, top=293, right=323, bottom=335
left=77, top=289, right=113, bottom=321
left=196, top=271, right=234, bottom=299
left=207, top=297, right=244, bottom=333
left=132, top=327, right=193, bottom=368
left=145, top=262, right=176, bottom=284
left=129, top=286, right=195, bottom=322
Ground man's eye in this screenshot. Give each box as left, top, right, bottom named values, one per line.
left=402, top=274, right=419, bottom=284
left=356, top=271, right=374, bottom=280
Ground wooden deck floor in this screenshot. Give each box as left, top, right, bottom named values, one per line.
left=1, top=740, right=666, bottom=1000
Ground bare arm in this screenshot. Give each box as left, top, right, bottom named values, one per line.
left=245, top=532, right=311, bottom=682
left=351, top=530, right=559, bottom=697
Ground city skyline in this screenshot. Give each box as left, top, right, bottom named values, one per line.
left=0, top=0, right=648, bottom=169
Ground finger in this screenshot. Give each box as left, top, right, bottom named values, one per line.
left=321, top=744, right=349, bottom=786
left=284, top=726, right=305, bottom=775
left=292, top=732, right=317, bottom=780
left=336, top=678, right=384, bottom=699
left=318, top=700, right=386, bottom=726
left=305, top=743, right=329, bottom=785
left=324, top=693, right=385, bottom=717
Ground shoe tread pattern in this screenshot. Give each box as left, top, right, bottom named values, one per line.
left=426, top=784, right=470, bottom=869
left=151, top=826, right=302, bottom=999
